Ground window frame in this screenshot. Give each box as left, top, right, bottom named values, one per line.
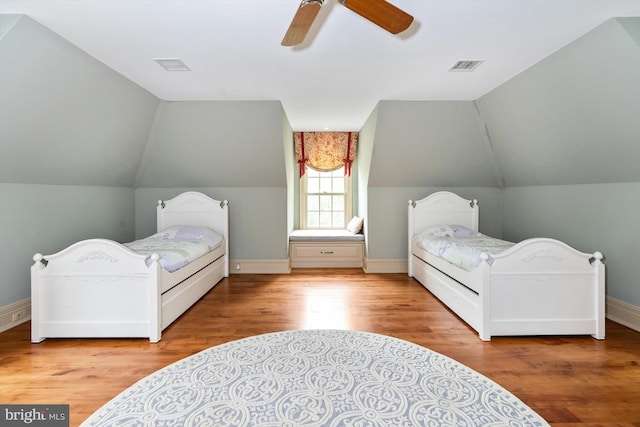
left=300, top=166, right=352, bottom=230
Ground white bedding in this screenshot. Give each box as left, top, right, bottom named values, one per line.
left=125, top=225, right=224, bottom=272
left=414, top=225, right=514, bottom=271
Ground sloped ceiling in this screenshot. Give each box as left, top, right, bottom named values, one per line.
left=2, top=13, right=639, bottom=189
left=367, top=101, right=502, bottom=188
left=136, top=101, right=288, bottom=188
left=478, top=17, right=640, bottom=186
left=0, top=15, right=288, bottom=188
left=1, top=0, right=639, bottom=131
left=364, top=17, right=640, bottom=188
left=0, top=15, right=159, bottom=187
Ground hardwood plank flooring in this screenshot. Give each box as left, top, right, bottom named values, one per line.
left=1, top=269, right=639, bottom=426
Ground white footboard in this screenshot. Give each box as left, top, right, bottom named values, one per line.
left=483, top=238, right=605, bottom=340
left=31, top=239, right=162, bottom=343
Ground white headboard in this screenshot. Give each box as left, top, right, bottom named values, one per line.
left=408, top=191, right=478, bottom=238
left=157, top=191, right=229, bottom=240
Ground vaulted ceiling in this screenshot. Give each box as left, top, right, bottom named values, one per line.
left=2, top=0, right=639, bottom=130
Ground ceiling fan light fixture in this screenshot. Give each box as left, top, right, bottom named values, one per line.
left=153, top=58, right=190, bottom=72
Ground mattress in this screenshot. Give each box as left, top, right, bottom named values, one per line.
left=289, top=229, right=365, bottom=242
left=413, top=225, right=514, bottom=271
left=125, top=225, right=224, bottom=272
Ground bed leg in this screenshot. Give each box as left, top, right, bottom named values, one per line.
left=478, top=254, right=491, bottom=341
left=408, top=200, right=414, bottom=277
left=149, top=255, right=162, bottom=343
left=31, top=254, right=46, bottom=344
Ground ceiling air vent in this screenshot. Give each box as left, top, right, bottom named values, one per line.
left=153, top=58, right=190, bottom=71
left=449, top=60, right=483, bottom=72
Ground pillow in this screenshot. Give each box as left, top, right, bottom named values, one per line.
left=346, top=216, right=364, bottom=234
left=154, top=225, right=223, bottom=249
left=450, top=224, right=482, bottom=238
left=422, top=225, right=454, bottom=238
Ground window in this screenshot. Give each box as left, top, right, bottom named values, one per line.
left=301, top=166, right=351, bottom=229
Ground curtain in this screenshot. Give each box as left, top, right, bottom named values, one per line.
left=294, top=131, right=358, bottom=177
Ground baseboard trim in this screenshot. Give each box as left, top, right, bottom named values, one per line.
left=0, top=298, right=31, bottom=333
left=607, top=296, right=640, bottom=333
left=229, top=259, right=291, bottom=274
left=363, top=258, right=407, bottom=274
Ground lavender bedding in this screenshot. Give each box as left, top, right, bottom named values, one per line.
left=413, top=225, right=514, bottom=271
left=125, top=226, right=223, bottom=273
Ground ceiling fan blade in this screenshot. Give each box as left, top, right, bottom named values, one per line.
left=281, top=0, right=324, bottom=46
left=339, top=0, right=413, bottom=34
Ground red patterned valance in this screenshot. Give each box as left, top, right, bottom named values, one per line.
left=294, top=131, right=358, bottom=177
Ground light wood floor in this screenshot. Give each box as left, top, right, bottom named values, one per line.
left=1, top=269, right=639, bottom=426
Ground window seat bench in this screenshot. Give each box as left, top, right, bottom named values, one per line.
left=289, top=230, right=364, bottom=268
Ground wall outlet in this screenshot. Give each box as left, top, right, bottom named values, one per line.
left=12, top=309, right=27, bottom=322
left=235, top=263, right=241, bottom=271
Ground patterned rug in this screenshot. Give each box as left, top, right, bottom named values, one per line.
left=82, top=330, right=549, bottom=426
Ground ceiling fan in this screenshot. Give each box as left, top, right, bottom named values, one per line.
left=281, top=0, right=414, bottom=46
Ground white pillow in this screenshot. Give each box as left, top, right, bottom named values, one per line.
left=153, top=225, right=223, bottom=249
left=450, top=224, right=482, bottom=238
left=422, top=225, right=454, bottom=238
left=346, top=216, right=364, bottom=234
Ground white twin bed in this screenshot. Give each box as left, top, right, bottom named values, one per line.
left=31, top=192, right=229, bottom=343
left=29, top=190, right=605, bottom=343
left=408, top=191, right=605, bottom=341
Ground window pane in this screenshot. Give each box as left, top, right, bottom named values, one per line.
left=319, top=195, right=332, bottom=211
left=303, top=165, right=349, bottom=230
left=307, top=195, right=319, bottom=211
left=333, top=177, right=344, bottom=193
left=319, top=212, right=332, bottom=227
left=319, top=177, right=332, bottom=193
left=307, top=211, right=319, bottom=228
left=333, top=195, right=344, bottom=212
left=307, top=177, right=320, bottom=193
left=333, top=211, right=344, bottom=227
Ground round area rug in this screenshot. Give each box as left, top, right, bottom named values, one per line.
left=82, top=330, right=549, bottom=426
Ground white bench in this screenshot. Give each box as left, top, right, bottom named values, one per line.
left=289, top=230, right=364, bottom=268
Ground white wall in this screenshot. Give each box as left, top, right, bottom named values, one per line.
left=478, top=18, right=640, bottom=307
left=368, top=101, right=502, bottom=188
left=356, top=104, right=378, bottom=256
left=136, top=101, right=287, bottom=188
left=2, top=14, right=639, bottom=316
left=0, top=15, right=154, bottom=309
left=0, top=15, right=159, bottom=186
left=502, top=184, right=640, bottom=306
left=366, top=187, right=503, bottom=260
left=133, top=99, right=291, bottom=261
left=0, top=184, right=134, bottom=307
left=476, top=18, right=640, bottom=186
left=134, top=187, right=288, bottom=261
left=362, top=100, right=503, bottom=261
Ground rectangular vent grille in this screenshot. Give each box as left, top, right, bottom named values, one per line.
left=449, top=60, right=483, bottom=72
left=153, top=58, right=190, bottom=71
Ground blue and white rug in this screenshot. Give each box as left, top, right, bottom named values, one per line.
left=82, top=330, right=548, bottom=426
